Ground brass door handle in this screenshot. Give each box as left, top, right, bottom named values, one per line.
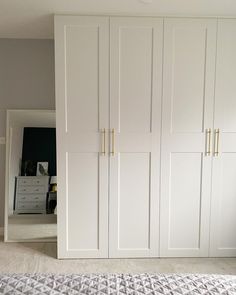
left=205, top=128, right=211, bottom=156
left=101, top=128, right=106, bottom=155
left=214, top=129, right=220, bottom=156
left=111, top=128, right=115, bottom=156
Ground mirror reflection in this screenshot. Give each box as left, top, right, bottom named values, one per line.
left=6, top=110, right=57, bottom=242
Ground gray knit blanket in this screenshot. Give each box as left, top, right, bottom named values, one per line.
left=0, top=273, right=236, bottom=294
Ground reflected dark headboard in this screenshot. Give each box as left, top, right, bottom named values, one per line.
left=21, top=127, right=56, bottom=176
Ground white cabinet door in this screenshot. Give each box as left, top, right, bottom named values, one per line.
left=109, top=17, right=163, bottom=258
left=160, top=19, right=217, bottom=257
left=55, top=16, right=109, bottom=258
left=210, top=19, right=236, bottom=257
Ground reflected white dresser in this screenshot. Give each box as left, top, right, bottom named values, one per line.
left=14, top=176, right=50, bottom=214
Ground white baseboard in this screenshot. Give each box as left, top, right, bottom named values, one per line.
left=0, top=227, right=4, bottom=236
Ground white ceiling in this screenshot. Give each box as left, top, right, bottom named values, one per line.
left=0, top=0, right=236, bottom=39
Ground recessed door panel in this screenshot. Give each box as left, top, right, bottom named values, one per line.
left=217, top=154, right=236, bottom=249
left=118, top=153, right=150, bottom=249
left=67, top=153, right=99, bottom=250
left=66, top=26, right=99, bottom=133
left=169, top=153, right=202, bottom=249
left=119, top=27, right=153, bottom=133
left=170, top=27, right=207, bottom=133
left=213, top=20, right=236, bottom=133
left=109, top=17, right=163, bottom=258
left=211, top=153, right=236, bottom=256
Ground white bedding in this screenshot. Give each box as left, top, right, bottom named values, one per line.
left=0, top=273, right=236, bottom=294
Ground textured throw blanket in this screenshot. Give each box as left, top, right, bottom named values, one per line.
left=0, top=273, right=236, bottom=294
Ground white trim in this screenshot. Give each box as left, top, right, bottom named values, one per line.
left=4, top=111, right=10, bottom=242
left=55, top=14, right=236, bottom=20
left=0, top=137, right=6, bottom=145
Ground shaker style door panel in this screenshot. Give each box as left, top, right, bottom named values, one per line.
left=109, top=17, right=163, bottom=258
left=160, top=19, right=217, bottom=257
left=210, top=19, right=236, bottom=257
left=55, top=16, right=109, bottom=258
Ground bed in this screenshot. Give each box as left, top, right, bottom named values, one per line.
left=0, top=273, right=236, bottom=294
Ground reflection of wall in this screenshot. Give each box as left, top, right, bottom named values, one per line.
left=0, top=38, right=55, bottom=227
left=8, top=127, right=23, bottom=215
left=7, top=110, right=56, bottom=216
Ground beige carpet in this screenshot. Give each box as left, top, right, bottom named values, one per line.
left=8, top=214, right=57, bottom=242
left=0, top=234, right=236, bottom=274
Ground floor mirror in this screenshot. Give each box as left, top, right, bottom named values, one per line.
left=4, top=110, right=57, bottom=242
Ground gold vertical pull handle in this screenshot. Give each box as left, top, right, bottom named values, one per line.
left=205, top=128, right=211, bottom=156
left=214, top=129, right=220, bottom=157
left=111, top=128, right=115, bottom=156
left=101, top=128, right=106, bottom=155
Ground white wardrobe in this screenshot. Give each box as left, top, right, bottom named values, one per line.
left=55, top=16, right=162, bottom=259
left=55, top=16, right=236, bottom=258
left=160, top=18, right=236, bottom=258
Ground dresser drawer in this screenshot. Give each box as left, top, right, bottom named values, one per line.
left=17, top=194, right=46, bottom=202
left=16, top=201, right=46, bottom=211
left=18, top=178, right=48, bottom=186
left=18, top=178, right=34, bottom=186
left=18, top=186, right=46, bottom=194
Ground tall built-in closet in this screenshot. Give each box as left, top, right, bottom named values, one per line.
left=160, top=18, right=236, bottom=258
left=55, top=16, right=236, bottom=258
left=55, top=16, right=162, bottom=258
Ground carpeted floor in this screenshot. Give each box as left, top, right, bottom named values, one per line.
left=8, top=214, right=57, bottom=242
left=0, top=235, right=236, bottom=274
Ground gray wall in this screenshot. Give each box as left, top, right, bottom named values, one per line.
left=0, top=39, right=55, bottom=227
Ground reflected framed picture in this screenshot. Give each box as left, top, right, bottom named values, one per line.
left=36, top=162, right=49, bottom=176
left=21, top=160, right=37, bottom=176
